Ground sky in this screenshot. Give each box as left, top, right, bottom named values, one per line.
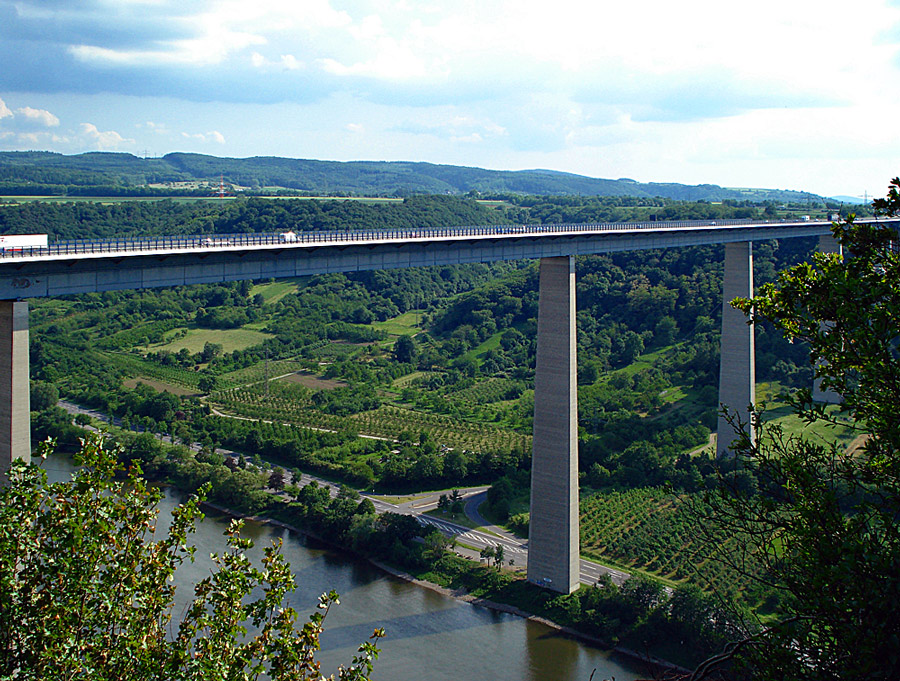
left=1, top=0, right=900, bottom=198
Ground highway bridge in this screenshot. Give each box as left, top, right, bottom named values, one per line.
left=2, top=216, right=889, bottom=593
left=0, top=218, right=843, bottom=298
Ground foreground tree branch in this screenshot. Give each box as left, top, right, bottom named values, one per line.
left=0, top=433, right=383, bottom=681
left=690, top=180, right=900, bottom=680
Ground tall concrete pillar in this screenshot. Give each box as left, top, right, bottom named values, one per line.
left=528, top=256, right=579, bottom=594
left=812, top=234, right=842, bottom=404
left=0, top=300, right=31, bottom=482
left=716, top=243, right=755, bottom=458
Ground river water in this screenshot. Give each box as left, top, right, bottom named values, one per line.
left=43, top=452, right=644, bottom=681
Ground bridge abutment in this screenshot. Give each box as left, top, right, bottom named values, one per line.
left=716, top=242, right=756, bottom=458
left=0, top=300, right=31, bottom=482
left=527, top=256, right=580, bottom=594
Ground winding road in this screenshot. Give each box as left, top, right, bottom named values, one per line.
left=59, top=399, right=630, bottom=587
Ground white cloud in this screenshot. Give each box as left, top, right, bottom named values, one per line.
left=80, top=123, right=134, bottom=149
left=71, top=30, right=267, bottom=67
left=0, top=99, right=62, bottom=133
left=7, top=131, right=69, bottom=146
left=4, top=0, right=900, bottom=196
left=17, top=132, right=44, bottom=145
left=70, top=44, right=165, bottom=65
left=14, top=107, right=60, bottom=127
left=279, top=54, right=303, bottom=70
left=410, top=0, right=899, bottom=97
left=317, top=40, right=427, bottom=80
left=452, top=116, right=505, bottom=137
left=69, top=4, right=268, bottom=67
left=180, top=130, right=226, bottom=144
left=222, top=0, right=353, bottom=31
left=142, top=121, right=170, bottom=134
left=62, top=0, right=355, bottom=71
left=393, top=112, right=507, bottom=142
left=452, top=133, right=483, bottom=144
left=249, top=51, right=305, bottom=70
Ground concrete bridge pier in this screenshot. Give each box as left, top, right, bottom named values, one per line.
left=527, top=256, right=580, bottom=594
left=0, top=300, right=31, bottom=482
left=812, top=234, right=842, bottom=404
left=716, top=242, right=756, bottom=458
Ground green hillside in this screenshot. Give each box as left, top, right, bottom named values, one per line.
left=0, top=150, right=834, bottom=204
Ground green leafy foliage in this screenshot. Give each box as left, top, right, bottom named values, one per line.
left=0, top=434, right=382, bottom=680
left=691, top=182, right=900, bottom=680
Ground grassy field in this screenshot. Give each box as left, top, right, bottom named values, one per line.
left=762, top=404, right=859, bottom=447
left=616, top=341, right=682, bottom=377
left=123, top=377, right=197, bottom=396
left=461, top=331, right=503, bottom=363
left=276, top=371, right=346, bottom=391
left=216, top=359, right=308, bottom=389
left=756, top=380, right=859, bottom=449
left=755, top=380, right=790, bottom=404
left=156, top=327, right=272, bottom=354
left=391, top=370, right=433, bottom=388
left=656, top=385, right=689, bottom=404
left=249, top=279, right=302, bottom=304
left=370, top=310, right=423, bottom=336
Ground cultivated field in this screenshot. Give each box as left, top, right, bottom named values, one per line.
left=157, top=327, right=273, bottom=354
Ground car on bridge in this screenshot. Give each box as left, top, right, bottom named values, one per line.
left=200, top=237, right=231, bottom=247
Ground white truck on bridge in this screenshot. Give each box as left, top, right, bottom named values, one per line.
left=0, top=234, right=48, bottom=251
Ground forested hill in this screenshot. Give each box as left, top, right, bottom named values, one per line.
left=0, top=150, right=824, bottom=204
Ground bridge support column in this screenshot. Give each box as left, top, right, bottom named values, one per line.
left=716, top=242, right=755, bottom=458
left=812, top=234, right=842, bottom=404
left=0, top=300, right=30, bottom=482
left=528, top=256, right=579, bottom=594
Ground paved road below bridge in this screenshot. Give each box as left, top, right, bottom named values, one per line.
left=58, top=399, right=631, bottom=587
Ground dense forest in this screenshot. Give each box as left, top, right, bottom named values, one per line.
left=5, top=191, right=861, bottom=668
left=0, top=150, right=834, bottom=204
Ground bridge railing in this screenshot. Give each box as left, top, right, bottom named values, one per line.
left=0, top=217, right=838, bottom=260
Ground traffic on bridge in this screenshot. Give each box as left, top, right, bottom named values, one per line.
left=0, top=216, right=838, bottom=262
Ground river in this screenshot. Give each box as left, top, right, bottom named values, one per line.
left=43, top=452, right=645, bottom=681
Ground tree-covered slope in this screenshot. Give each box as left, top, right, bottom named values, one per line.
left=0, top=194, right=511, bottom=240
left=0, top=150, right=828, bottom=203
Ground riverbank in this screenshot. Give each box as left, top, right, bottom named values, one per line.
left=50, top=408, right=706, bottom=674
left=36, top=445, right=649, bottom=681
left=200, top=497, right=690, bottom=678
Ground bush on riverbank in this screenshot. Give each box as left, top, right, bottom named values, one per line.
left=400, top=555, right=739, bottom=671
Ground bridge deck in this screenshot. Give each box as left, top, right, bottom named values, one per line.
left=0, top=218, right=860, bottom=300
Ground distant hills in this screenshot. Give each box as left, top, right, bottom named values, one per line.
left=830, top=195, right=868, bottom=205
left=0, top=150, right=833, bottom=204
